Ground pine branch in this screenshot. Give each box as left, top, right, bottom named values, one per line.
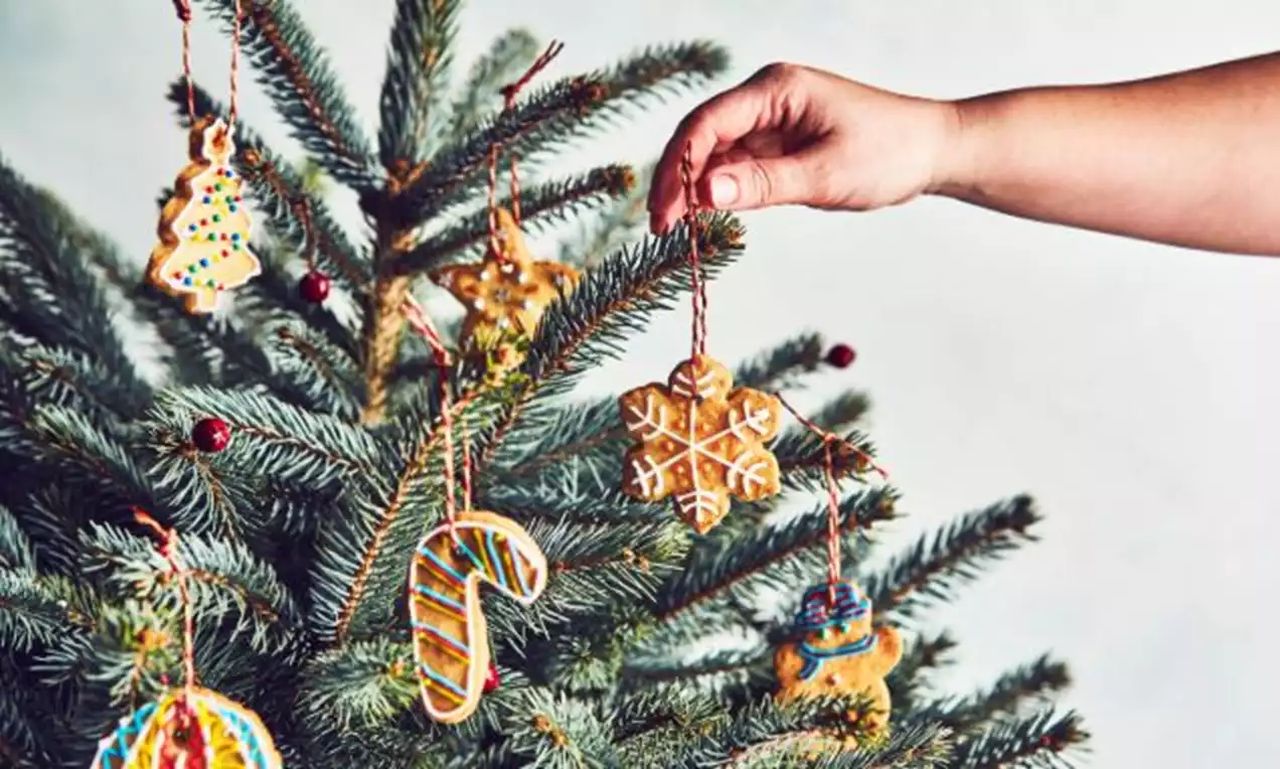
left=946, top=709, right=1088, bottom=769
left=558, top=163, right=651, bottom=269
left=378, top=0, right=463, bottom=165
left=296, top=637, right=417, bottom=733
left=734, top=332, right=827, bottom=390
left=260, top=320, right=363, bottom=420
left=315, top=393, right=505, bottom=644
left=391, top=41, right=728, bottom=226
left=392, top=164, right=636, bottom=276
left=866, top=495, right=1040, bottom=621
left=886, top=631, right=958, bottom=714
left=654, top=487, right=896, bottom=623
left=27, top=405, right=156, bottom=513
left=0, top=157, right=149, bottom=405
left=0, top=506, right=33, bottom=574
left=239, top=241, right=361, bottom=361
left=476, top=215, right=745, bottom=474
left=0, top=341, right=142, bottom=433
left=0, top=571, right=72, bottom=653
left=620, top=642, right=771, bottom=703
left=447, top=28, right=542, bottom=139
left=933, top=656, right=1071, bottom=733
left=80, top=523, right=306, bottom=658
left=773, top=425, right=883, bottom=493
left=199, top=0, right=379, bottom=188
left=174, top=81, right=373, bottom=300
left=497, top=688, right=618, bottom=768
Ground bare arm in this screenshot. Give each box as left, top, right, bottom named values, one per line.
left=648, top=54, right=1280, bottom=255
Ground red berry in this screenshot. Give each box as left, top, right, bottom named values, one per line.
left=191, top=417, right=231, bottom=453
left=826, top=343, right=856, bottom=369
left=298, top=270, right=331, bottom=303
left=482, top=661, right=500, bottom=694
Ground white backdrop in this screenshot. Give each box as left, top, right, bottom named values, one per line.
left=2, top=2, right=1279, bottom=766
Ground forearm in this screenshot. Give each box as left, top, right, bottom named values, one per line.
left=935, top=53, right=1280, bottom=255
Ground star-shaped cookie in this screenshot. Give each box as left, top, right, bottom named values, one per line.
left=618, top=355, right=783, bottom=533
left=431, top=208, right=579, bottom=343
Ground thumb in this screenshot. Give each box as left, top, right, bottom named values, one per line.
left=699, top=155, right=815, bottom=211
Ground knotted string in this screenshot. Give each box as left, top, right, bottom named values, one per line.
left=776, top=395, right=889, bottom=603
left=132, top=508, right=197, bottom=700
left=679, top=144, right=709, bottom=360
left=487, top=41, right=564, bottom=257
left=402, top=297, right=473, bottom=532
left=171, top=0, right=243, bottom=129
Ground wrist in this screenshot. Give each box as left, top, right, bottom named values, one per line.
left=926, top=96, right=988, bottom=199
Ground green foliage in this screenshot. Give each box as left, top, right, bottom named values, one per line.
left=0, top=3, right=1085, bottom=767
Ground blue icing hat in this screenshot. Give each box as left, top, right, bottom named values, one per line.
left=793, top=580, right=871, bottom=633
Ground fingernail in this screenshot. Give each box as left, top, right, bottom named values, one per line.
left=649, top=212, right=662, bottom=235
left=709, top=175, right=739, bottom=207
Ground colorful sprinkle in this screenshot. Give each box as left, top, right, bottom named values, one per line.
left=229, top=204, right=238, bottom=212
left=202, top=196, right=211, bottom=204
left=183, top=276, right=193, bottom=286
left=187, top=223, right=197, bottom=232
left=231, top=233, right=241, bottom=241
left=207, top=233, right=217, bottom=241
left=199, top=258, right=210, bottom=267
left=205, top=186, right=213, bottom=193
left=212, top=214, right=221, bottom=223
left=225, top=169, right=234, bottom=178
left=187, top=264, right=197, bottom=273
left=200, top=218, right=207, bottom=226
left=172, top=271, right=182, bottom=279
left=221, top=249, right=229, bottom=257
left=206, top=278, right=216, bottom=287
left=221, top=233, right=228, bottom=240
left=215, top=183, right=223, bottom=191
left=232, top=243, right=241, bottom=251
left=234, top=195, right=242, bottom=202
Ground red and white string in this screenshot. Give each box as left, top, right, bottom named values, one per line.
left=402, top=296, right=472, bottom=530
left=486, top=42, right=564, bottom=258
left=679, top=144, right=709, bottom=360
left=172, top=0, right=243, bottom=128
left=776, top=395, right=889, bottom=601
left=132, top=508, right=197, bottom=699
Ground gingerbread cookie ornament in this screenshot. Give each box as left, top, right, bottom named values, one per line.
left=408, top=510, right=548, bottom=724
left=91, top=687, right=282, bottom=769
left=619, top=356, right=782, bottom=533
left=431, top=207, right=579, bottom=343
left=147, top=117, right=260, bottom=313
left=775, top=581, right=902, bottom=734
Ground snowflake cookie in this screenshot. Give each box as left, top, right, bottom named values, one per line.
left=618, top=355, right=782, bottom=533
left=431, top=207, right=579, bottom=344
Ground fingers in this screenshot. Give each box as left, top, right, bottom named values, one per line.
left=647, top=81, right=771, bottom=233
left=696, top=152, right=819, bottom=211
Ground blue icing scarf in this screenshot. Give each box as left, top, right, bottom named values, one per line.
left=797, top=632, right=877, bottom=680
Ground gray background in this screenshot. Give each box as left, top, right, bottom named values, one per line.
left=2, top=2, right=1278, bottom=766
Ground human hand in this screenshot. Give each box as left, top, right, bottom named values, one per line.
left=647, top=62, right=960, bottom=233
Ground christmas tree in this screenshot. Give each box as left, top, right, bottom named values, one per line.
left=0, top=1, right=1088, bottom=767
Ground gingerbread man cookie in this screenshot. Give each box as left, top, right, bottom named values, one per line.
left=618, top=355, right=782, bottom=533
left=431, top=208, right=579, bottom=343
left=147, top=116, right=261, bottom=314
left=775, top=581, right=902, bottom=735
left=408, top=510, right=547, bottom=724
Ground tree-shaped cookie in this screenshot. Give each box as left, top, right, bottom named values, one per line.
left=618, top=355, right=782, bottom=533
left=147, top=116, right=261, bottom=314
left=431, top=207, right=579, bottom=343
left=775, top=580, right=902, bottom=736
